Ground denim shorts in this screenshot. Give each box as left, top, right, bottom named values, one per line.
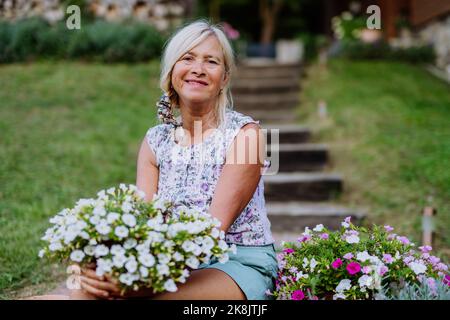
left=198, top=243, right=278, bottom=300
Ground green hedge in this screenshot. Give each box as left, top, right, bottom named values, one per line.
left=0, top=17, right=167, bottom=63
left=338, top=40, right=436, bottom=64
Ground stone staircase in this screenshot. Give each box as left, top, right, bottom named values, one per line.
left=233, top=59, right=365, bottom=250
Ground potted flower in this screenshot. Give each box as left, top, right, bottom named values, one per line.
left=271, top=217, right=449, bottom=300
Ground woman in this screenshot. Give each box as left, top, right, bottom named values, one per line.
left=69, top=20, right=277, bottom=300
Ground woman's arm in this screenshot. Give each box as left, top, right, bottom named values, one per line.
left=209, top=123, right=265, bottom=232
left=136, top=137, right=159, bottom=202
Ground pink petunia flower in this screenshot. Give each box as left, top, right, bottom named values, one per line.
left=397, top=236, right=410, bottom=245
left=383, top=254, right=393, bottom=264
left=343, top=253, right=354, bottom=260
left=419, top=245, right=432, bottom=253
left=331, top=258, right=343, bottom=269
left=283, top=248, right=295, bottom=254
left=298, top=234, right=312, bottom=243
left=362, top=266, right=372, bottom=274
left=384, top=225, right=394, bottom=232
left=379, top=266, right=389, bottom=276
left=320, top=233, right=329, bottom=240
left=346, top=262, right=361, bottom=275
left=291, top=290, right=305, bottom=300
left=444, top=274, right=450, bottom=287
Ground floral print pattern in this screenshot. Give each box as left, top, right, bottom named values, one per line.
left=145, top=110, right=274, bottom=245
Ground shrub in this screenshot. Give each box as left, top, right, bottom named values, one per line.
left=0, top=18, right=167, bottom=63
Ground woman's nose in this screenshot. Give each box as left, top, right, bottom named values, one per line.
left=190, top=60, right=206, bottom=74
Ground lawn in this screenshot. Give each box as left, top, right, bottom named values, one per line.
left=299, top=59, right=450, bottom=260
left=0, top=61, right=160, bottom=298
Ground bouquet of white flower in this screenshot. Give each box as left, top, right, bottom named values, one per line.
left=39, top=184, right=235, bottom=294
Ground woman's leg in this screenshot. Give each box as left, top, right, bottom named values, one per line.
left=152, top=268, right=246, bottom=300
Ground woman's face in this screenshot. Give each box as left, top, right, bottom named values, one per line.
left=171, top=35, right=228, bottom=108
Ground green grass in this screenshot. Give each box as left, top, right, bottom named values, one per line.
left=299, top=59, right=450, bottom=260
left=0, top=61, right=160, bottom=298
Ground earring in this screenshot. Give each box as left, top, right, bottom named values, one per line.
left=156, top=93, right=181, bottom=127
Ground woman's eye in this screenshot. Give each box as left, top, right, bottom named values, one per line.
left=182, top=56, right=193, bottom=61
left=208, top=60, right=218, bottom=64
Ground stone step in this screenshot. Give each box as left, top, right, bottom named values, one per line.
left=235, top=60, right=302, bottom=79
left=263, top=172, right=342, bottom=201
left=269, top=203, right=366, bottom=251
left=262, top=124, right=312, bottom=144
left=238, top=110, right=299, bottom=125
left=267, top=201, right=365, bottom=233
left=231, top=78, right=299, bottom=94
left=268, top=143, right=329, bottom=172
left=233, top=92, right=299, bottom=110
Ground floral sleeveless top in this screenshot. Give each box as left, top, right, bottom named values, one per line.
left=145, top=110, right=274, bottom=246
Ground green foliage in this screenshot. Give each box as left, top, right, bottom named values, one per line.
left=377, top=277, right=450, bottom=300
left=0, top=18, right=167, bottom=63
left=339, top=40, right=436, bottom=64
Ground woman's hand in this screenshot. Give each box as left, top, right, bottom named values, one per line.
left=79, top=264, right=122, bottom=299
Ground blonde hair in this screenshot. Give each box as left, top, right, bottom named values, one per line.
left=159, top=19, right=235, bottom=128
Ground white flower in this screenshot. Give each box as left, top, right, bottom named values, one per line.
left=211, top=228, right=220, bottom=238
left=107, top=187, right=116, bottom=195
left=93, top=206, right=107, bottom=217
left=218, top=254, right=229, bottom=264
left=79, top=231, right=90, bottom=240
left=302, top=258, right=309, bottom=268
left=119, top=273, right=134, bottom=286
left=164, top=279, right=178, bottom=292
left=49, top=242, right=63, bottom=252
left=137, top=190, right=146, bottom=199
left=139, top=266, right=149, bottom=278
left=356, top=251, right=371, bottom=262
left=186, top=256, right=200, bottom=269
left=153, top=198, right=167, bottom=211
left=218, top=240, right=228, bottom=251
left=310, top=258, right=318, bottom=270
left=122, top=214, right=136, bottom=227
left=94, top=244, right=109, bottom=257
left=358, top=275, right=374, bottom=288
left=119, top=183, right=127, bottom=191
left=113, top=254, right=127, bottom=268
left=341, top=221, right=350, bottom=229
left=110, top=244, right=125, bottom=256
left=182, top=240, right=195, bottom=252
left=38, top=249, right=45, bottom=258
left=123, top=238, right=137, bottom=249
left=192, top=244, right=202, bottom=256
left=125, top=259, right=138, bottom=273
left=89, top=215, right=101, bottom=225
left=157, top=264, right=170, bottom=276
left=409, top=261, right=427, bottom=275
left=313, top=224, right=324, bottom=232
left=345, top=234, right=360, bottom=244
left=106, top=212, right=120, bottom=224
left=121, top=202, right=133, bottom=214
left=158, top=253, right=171, bottom=265
left=333, top=293, right=346, bottom=300
left=229, top=244, right=237, bottom=255
left=115, top=226, right=129, bottom=238
left=96, top=221, right=111, bottom=235
left=83, top=245, right=95, bottom=256
left=70, top=250, right=85, bottom=262
left=295, top=272, right=308, bottom=281
left=173, top=252, right=184, bottom=262
left=138, top=253, right=155, bottom=267
left=336, top=279, right=352, bottom=293
left=303, top=227, right=312, bottom=235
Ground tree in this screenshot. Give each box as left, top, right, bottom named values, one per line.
left=259, top=0, right=284, bottom=44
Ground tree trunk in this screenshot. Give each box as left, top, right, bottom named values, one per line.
left=259, top=0, right=284, bottom=44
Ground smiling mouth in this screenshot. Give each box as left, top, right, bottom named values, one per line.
left=185, top=80, right=208, bottom=86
